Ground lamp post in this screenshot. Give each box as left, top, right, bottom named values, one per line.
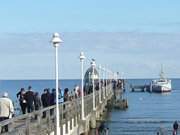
left=105, top=67, right=107, bottom=97
left=102, top=67, right=105, bottom=99
left=107, top=69, right=110, bottom=95
left=106, top=69, right=108, bottom=96
left=91, top=59, right=96, bottom=111
left=80, top=52, right=85, bottom=120
left=109, top=69, right=111, bottom=95
left=51, top=33, right=63, bottom=135
left=106, top=68, right=108, bottom=96
left=98, top=65, right=102, bottom=103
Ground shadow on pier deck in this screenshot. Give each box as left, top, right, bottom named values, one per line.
left=0, top=85, right=116, bottom=135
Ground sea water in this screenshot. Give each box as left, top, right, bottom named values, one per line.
left=106, top=79, right=180, bottom=135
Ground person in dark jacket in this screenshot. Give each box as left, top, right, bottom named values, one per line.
left=46, top=89, right=51, bottom=106
left=58, top=88, right=62, bottom=98
left=41, top=88, right=51, bottom=107
left=24, top=86, right=35, bottom=113
left=49, top=89, right=56, bottom=116
left=50, top=89, right=56, bottom=105
left=64, top=88, right=69, bottom=102
left=41, top=88, right=51, bottom=118
left=173, top=121, right=179, bottom=134
left=17, top=88, right=27, bottom=114
left=41, top=89, right=48, bottom=108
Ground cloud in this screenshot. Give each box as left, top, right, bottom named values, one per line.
left=0, top=32, right=180, bottom=79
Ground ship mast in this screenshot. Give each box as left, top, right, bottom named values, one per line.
left=160, top=64, right=165, bottom=79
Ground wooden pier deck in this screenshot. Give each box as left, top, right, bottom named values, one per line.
left=0, top=84, right=116, bottom=135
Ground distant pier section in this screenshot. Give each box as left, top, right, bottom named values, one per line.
left=130, top=84, right=150, bottom=92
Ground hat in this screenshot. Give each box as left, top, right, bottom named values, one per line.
left=3, top=92, right=8, bottom=97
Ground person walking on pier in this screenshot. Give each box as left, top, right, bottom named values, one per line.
left=34, top=92, right=41, bottom=111
left=50, top=88, right=56, bottom=105
left=17, top=88, right=27, bottom=114
left=64, top=88, right=69, bottom=102
left=41, top=89, right=51, bottom=117
left=41, top=89, right=48, bottom=118
left=34, top=92, right=41, bottom=119
left=25, top=86, right=35, bottom=113
left=74, top=85, right=79, bottom=98
left=41, top=89, right=50, bottom=107
left=173, top=121, right=179, bottom=135
left=0, top=92, right=14, bottom=133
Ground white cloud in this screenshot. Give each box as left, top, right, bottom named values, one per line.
left=0, top=32, right=180, bottom=79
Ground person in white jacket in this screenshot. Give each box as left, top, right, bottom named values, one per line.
left=0, top=92, right=14, bottom=133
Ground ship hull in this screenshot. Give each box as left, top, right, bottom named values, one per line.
left=152, top=85, right=171, bottom=93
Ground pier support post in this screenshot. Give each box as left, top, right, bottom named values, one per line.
left=90, top=111, right=96, bottom=129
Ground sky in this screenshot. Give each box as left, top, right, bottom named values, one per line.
left=0, top=0, right=180, bottom=79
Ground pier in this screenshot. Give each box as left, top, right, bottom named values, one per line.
left=0, top=83, right=116, bottom=135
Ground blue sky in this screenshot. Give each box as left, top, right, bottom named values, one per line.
left=0, top=0, right=180, bottom=79
left=1, top=0, right=180, bottom=32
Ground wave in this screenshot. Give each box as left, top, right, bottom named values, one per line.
left=109, top=118, right=173, bottom=124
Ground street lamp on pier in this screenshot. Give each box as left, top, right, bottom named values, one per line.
left=107, top=69, right=110, bottom=95
left=91, top=59, right=96, bottom=111
left=80, top=52, right=85, bottom=120
left=102, top=67, right=106, bottom=99
left=51, top=33, right=63, bottom=135
left=107, top=69, right=111, bottom=93
left=98, top=65, right=102, bottom=103
left=104, top=67, right=107, bottom=97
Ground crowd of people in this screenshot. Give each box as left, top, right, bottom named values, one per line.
left=16, top=86, right=63, bottom=114
left=15, top=85, right=84, bottom=115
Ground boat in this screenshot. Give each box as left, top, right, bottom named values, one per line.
left=150, top=66, right=172, bottom=93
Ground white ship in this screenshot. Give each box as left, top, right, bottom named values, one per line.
left=150, top=66, right=172, bottom=93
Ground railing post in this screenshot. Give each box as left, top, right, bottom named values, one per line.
left=47, top=109, right=51, bottom=134
left=8, top=119, right=14, bottom=132
left=25, top=114, right=31, bottom=135
left=37, top=110, right=42, bottom=132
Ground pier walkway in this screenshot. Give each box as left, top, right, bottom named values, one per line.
left=0, top=84, right=114, bottom=135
